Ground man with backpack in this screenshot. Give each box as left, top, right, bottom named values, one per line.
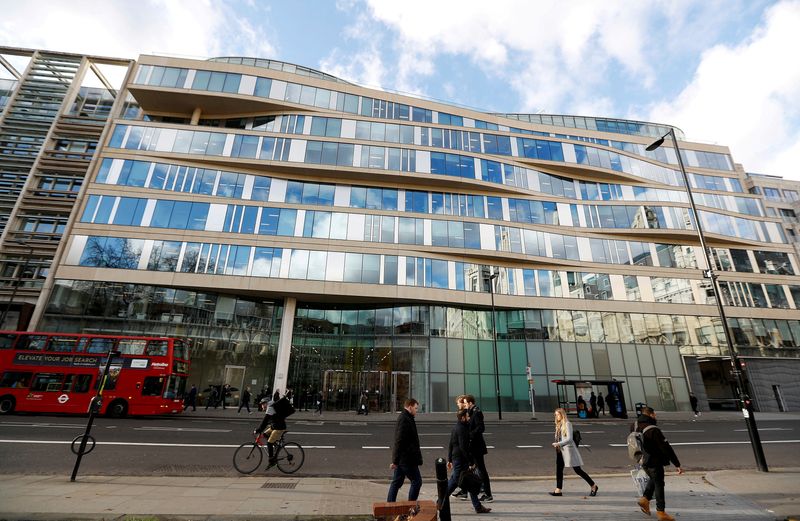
left=630, top=407, right=683, bottom=521
left=254, top=395, right=294, bottom=467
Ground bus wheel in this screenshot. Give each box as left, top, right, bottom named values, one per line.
left=107, top=400, right=128, bottom=418
left=0, top=396, right=14, bottom=414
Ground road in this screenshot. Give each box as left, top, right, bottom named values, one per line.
left=1, top=414, right=798, bottom=478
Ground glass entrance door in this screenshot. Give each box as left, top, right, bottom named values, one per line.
left=391, top=371, right=410, bottom=412
left=657, top=377, right=676, bottom=411
left=224, top=365, right=246, bottom=406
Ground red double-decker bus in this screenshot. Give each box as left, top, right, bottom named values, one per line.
left=0, top=331, right=189, bottom=417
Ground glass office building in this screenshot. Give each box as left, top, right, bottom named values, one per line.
left=2, top=47, right=800, bottom=413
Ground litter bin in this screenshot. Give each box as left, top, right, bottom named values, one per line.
left=635, top=402, right=647, bottom=416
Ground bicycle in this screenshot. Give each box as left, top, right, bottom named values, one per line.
left=233, top=430, right=305, bottom=474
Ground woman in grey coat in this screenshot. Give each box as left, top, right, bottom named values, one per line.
left=549, top=408, right=598, bottom=496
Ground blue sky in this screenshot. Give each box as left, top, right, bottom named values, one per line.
left=2, top=0, right=799, bottom=179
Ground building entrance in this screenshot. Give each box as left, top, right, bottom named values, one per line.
left=322, top=369, right=411, bottom=412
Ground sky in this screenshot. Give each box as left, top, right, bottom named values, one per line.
left=1, top=0, right=799, bottom=179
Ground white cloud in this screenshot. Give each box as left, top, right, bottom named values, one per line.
left=646, top=0, right=800, bottom=178
left=358, top=0, right=659, bottom=111
left=0, top=0, right=276, bottom=60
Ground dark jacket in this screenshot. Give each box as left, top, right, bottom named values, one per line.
left=392, top=409, right=422, bottom=466
left=467, top=405, right=488, bottom=455
left=256, top=401, right=288, bottom=432
left=448, top=420, right=473, bottom=465
left=635, top=414, right=681, bottom=468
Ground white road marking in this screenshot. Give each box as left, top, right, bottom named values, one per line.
left=421, top=446, right=443, bottom=449
left=363, top=446, right=390, bottom=449
left=734, top=428, right=792, bottom=432
left=516, top=445, right=543, bottom=448
left=0, top=439, right=334, bottom=449
left=135, top=427, right=232, bottom=433
left=339, top=422, right=367, bottom=426
left=0, top=422, right=84, bottom=429
left=609, top=440, right=800, bottom=447
left=289, top=432, right=371, bottom=436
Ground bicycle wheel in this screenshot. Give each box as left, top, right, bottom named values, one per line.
left=233, top=442, right=263, bottom=474
left=276, top=442, right=305, bottom=474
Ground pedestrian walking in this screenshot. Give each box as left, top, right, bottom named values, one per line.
left=238, top=386, right=252, bottom=414
left=358, top=391, right=369, bottom=415
left=387, top=398, right=423, bottom=502
left=451, top=394, right=470, bottom=500
left=315, top=390, right=323, bottom=415
left=221, top=383, right=231, bottom=409
left=304, top=386, right=313, bottom=411
left=273, top=388, right=281, bottom=402
left=597, top=392, right=606, bottom=416
left=590, top=391, right=598, bottom=418
left=445, top=409, right=492, bottom=514
left=549, top=408, right=598, bottom=497
left=633, top=407, right=683, bottom=521
left=689, top=393, right=700, bottom=418
left=205, top=385, right=219, bottom=410
left=184, top=384, right=197, bottom=411
left=577, top=395, right=587, bottom=418
left=464, top=394, right=493, bottom=503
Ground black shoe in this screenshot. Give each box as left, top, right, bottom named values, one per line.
left=478, top=494, right=494, bottom=503
left=549, top=491, right=562, bottom=496
left=475, top=505, right=492, bottom=514
left=456, top=491, right=469, bottom=501
left=590, top=485, right=599, bottom=496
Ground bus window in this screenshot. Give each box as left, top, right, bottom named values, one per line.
left=74, top=338, right=89, bottom=353
left=0, top=334, right=17, bottom=349
left=146, top=340, right=169, bottom=357
left=142, top=376, right=165, bottom=396
left=31, top=373, right=65, bottom=392
left=87, top=338, right=115, bottom=354
left=173, top=339, right=189, bottom=360
left=16, top=335, right=48, bottom=351
left=62, top=374, right=93, bottom=393
left=48, top=336, right=79, bottom=352
left=164, top=374, right=186, bottom=400
left=0, top=371, right=32, bottom=388
left=118, top=339, right=147, bottom=355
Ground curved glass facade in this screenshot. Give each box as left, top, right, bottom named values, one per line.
left=37, top=52, right=800, bottom=414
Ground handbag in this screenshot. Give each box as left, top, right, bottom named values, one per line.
left=630, top=466, right=650, bottom=496
left=457, top=467, right=482, bottom=495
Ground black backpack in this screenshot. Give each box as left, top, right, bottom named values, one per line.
left=272, top=397, right=295, bottom=418
left=573, top=429, right=582, bottom=447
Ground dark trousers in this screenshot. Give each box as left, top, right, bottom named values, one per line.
left=446, top=459, right=480, bottom=509
left=643, top=465, right=666, bottom=511
left=387, top=464, right=422, bottom=502
left=237, top=401, right=250, bottom=413
left=556, top=451, right=595, bottom=489
left=472, top=452, right=492, bottom=496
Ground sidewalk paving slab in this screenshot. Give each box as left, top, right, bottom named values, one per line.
left=1, top=469, right=797, bottom=521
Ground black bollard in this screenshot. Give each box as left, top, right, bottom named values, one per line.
left=435, top=457, right=451, bottom=521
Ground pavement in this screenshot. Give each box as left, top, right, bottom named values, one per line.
left=0, top=410, right=798, bottom=520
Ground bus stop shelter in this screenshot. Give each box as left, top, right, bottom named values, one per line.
left=552, top=379, right=628, bottom=419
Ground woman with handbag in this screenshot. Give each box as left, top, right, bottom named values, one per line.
left=445, top=409, right=491, bottom=514
left=550, top=408, right=599, bottom=497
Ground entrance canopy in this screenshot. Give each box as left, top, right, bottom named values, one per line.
left=552, top=379, right=628, bottom=419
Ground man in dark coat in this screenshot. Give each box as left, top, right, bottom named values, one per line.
left=589, top=391, right=598, bottom=418
left=634, top=407, right=683, bottom=521
left=387, top=398, right=422, bottom=502
left=183, top=384, right=197, bottom=411
left=464, top=394, right=493, bottom=502
left=445, top=409, right=491, bottom=513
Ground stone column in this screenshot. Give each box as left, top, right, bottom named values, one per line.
left=272, top=297, right=296, bottom=397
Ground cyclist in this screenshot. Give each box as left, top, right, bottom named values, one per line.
left=254, top=396, right=289, bottom=467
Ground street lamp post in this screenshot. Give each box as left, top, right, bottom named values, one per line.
left=0, top=242, right=33, bottom=329
left=647, top=128, right=768, bottom=472
left=488, top=269, right=502, bottom=420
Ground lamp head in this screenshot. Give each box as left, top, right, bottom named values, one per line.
left=646, top=137, right=665, bottom=151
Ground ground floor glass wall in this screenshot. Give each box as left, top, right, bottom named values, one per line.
left=42, top=280, right=800, bottom=412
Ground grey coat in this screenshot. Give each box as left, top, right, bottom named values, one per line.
left=555, top=421, right=583, bottom=467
